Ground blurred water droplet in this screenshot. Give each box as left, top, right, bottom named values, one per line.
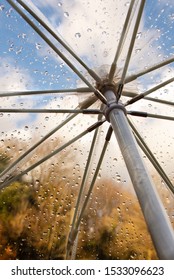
left=0, top=5, right=5, bottom=11
left=125, top=2, right=130, bottom=7
left=16, top=47, right=23, bottom=54
left=135, top=48, right=141, bottom=53
left=35, top=43, right=41, bottom=50
left=169, top=14, right=174, bottom=21
left=103, top=50, right=108, bottom=57
left=58, top=2, right=62, bottom=7
left=75, top=32, right=81, bottom=38
left=136, top=32, right=142, bottom=39
left=64, top=12, right=69, bottom=18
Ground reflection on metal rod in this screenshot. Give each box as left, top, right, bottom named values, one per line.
left=104, top=89, right=174, bottom=260
left=128, top=118, right=174, bottom=194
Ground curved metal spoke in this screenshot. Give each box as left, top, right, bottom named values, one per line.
left=16, top=0, right=101, bottom=84
left=127, top=111, right=174, bottom=121
left=123, top=90, right=174, bottom=107
left=0, top=120, right=105, bottom=190
left=66, top=126, right=113, bottom=259
left=109, top=0, right=137, bottom=82
left=0, top=108, right=102, bottom=114
left=7, top=0, right=107, bottom=104
left=66, top=118, right=102, bottom=259
left=0, top=87, right=91, bottom=98
left=125, top=77, right=174, bottom=106
left=117, top=0, right=146, bottom=99
left=125, top=56, right=174, bottom=83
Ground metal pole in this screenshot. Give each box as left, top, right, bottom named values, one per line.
left=104, top=89, right=174, bottom=260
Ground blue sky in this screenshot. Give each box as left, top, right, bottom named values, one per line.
left=0, top=0, right=173, bottom=92
left=0, top=0, right=173, bottom=187
left=0, top=0, right=173, bottom=133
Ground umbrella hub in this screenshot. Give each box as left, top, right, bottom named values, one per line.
left=96, top=78, right=117, bottom=96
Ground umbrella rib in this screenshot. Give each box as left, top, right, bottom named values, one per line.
left=127, top=111, right=174, bottom=121
left=66, top=121, right=102, bottom=259
left=125, top=56, right=174, bottom=83
left=144, top=96, right=174, bottom=107
left=123, top=91, right=174, bottom=107
left=7, top=0, right=106, bottom=104
left=67, top=126, right=113, bottom=259
left=0, top=95, right=97, bottom=181
left=117, top=0, right=146, bottom=98
left=0, top=119, right=105, bottom=190
left=128, top=119, right=174, bottom=194
left=16, top=0, right=101, bottom=84
left=0, top=88, right=91, bottom=98
left=125, top=77, right=174, bottom=106
left=109, top=0, right=137, bottom=82
left=0, top=108, right=102, bottom=114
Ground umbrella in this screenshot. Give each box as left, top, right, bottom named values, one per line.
left=0, top=0, right=174, bottom=260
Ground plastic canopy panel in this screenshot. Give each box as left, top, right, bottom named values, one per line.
left=0, top=0, right=174, bottom=260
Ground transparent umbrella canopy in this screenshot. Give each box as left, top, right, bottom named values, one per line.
left=0, top=0, right=174, bottom=260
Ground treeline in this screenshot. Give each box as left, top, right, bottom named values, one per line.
left=1, top=140, right=172, bottom=260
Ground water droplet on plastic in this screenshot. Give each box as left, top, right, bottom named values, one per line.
left=169, top=14, right=174, bottom=21
left=35, top=43, right=41, bottom=50
left=0, top=5, right=5, bottom=11
left=136, top=32, right=142, bottom=39
left=125, top=2, right=130, bottom=7
left=64, top=12, right=69, bottom=18
left=135, top=48, right=141, bottom=53
left=75, top=32, right=81, bottom=38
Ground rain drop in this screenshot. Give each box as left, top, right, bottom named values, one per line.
left=125, top=2, right=130, bottom=7
left=87, top=28, right=92, bottom=32
left=58, top=2, right=62, bottom=7
left=75, top=32, right=81, bottom=38
left=169, top=14, right=174, bottom=21
left=136, top=32, right=142, bottom=39
left=64, top=12, right=69, bottom=18
left=0, top=5, right=5, bottom=11
left=135, top=48, right=141, bottom=53
left=35, top=43, right=42, bottom=50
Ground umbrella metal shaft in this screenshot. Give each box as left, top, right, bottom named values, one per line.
left=104, top=89, right=174, bottom=260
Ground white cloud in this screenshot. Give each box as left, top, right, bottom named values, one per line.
left=0, top=57, right=34, bottom=136
left=1, top=0, right=173, bottom=184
